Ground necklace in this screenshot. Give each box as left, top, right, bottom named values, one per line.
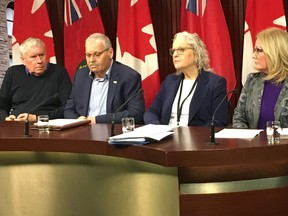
left=176, top=74, right=199, bottom=126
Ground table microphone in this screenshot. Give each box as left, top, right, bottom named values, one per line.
left=209, top=89, right=237, bottom=144
left=110, top=89, right=143, bottom=137
left=23, top=93, right=59, bottom=137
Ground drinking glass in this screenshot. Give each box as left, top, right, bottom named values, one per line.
left=37, top=115, right=49, bottom=133
left=122, top=117, right=135, bottom=133
left=266, top=121, right=280, bottom=144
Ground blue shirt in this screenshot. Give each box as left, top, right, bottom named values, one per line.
left=87, top=66, right=111, bottom=117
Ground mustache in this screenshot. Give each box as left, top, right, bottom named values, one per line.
left=88, top=63, right=100, bottom=67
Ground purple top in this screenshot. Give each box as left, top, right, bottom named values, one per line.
left=257, top=81, right=282, bottom=129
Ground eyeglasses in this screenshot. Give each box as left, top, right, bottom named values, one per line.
left=253, top=47, right=264, bottom=54
left=169, top=47, right=193, bottom=56
left=85, top=48, right=109, bottom=59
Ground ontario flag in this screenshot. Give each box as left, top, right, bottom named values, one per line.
left=64, top=0, right=105, bottom=78
left=12, top=0, right=56, bottom=64
left=242, top=0, right=286, bottom=85
left=116, top=0, right=160, bottom=108
left=181, top=0, right=236, bottom=94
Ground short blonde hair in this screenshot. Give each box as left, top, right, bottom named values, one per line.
left=172, top=31, right=212, bottom=72
left=256, top=27, right=288, bottom=84
left=19, top=37, right=46, bottom=57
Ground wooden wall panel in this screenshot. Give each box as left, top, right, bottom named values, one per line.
left=45, top=0, right=64, bottom=64
left=149, top=0, right=180, bottom=81
left=220, top=0, right=246, bottom=116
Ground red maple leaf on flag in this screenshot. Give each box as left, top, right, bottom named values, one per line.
left=12, top=0, right=56, bottom=64
left=117, top=0, right=156, bottom=61
left=116, top=0, right=160, bottom=108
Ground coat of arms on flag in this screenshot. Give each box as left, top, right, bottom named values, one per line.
left=64, top=0, right=105, bottom=78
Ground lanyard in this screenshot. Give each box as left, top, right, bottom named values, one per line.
left=176, top=75, right=199, bottom=126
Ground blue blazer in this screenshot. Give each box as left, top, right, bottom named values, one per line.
left=64, top=61, right=145, bottom=124
left=144, top=70, right=228, bottom=126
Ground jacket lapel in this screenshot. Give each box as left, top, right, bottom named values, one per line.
left=188, top=71, right=208, bottom=124
left=106, top=63, right=118, bottom=113
left=275, top=81, right=288, bottom=120
left=251, top=76, right=264, bottom=128
left=82, top=68, right=93, bottom=115
left=162, top=74, right=183, bottom=124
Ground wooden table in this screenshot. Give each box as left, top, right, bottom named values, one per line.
left=0, top=121, right=287, bottom=216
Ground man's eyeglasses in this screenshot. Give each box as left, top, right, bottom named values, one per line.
left=85, top=48, right=109, bottom=59
left=253, top=47, right=264, bottom=54
left=169, top=47, right=193, bottom=56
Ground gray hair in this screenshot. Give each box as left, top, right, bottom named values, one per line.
left=85, top=33, right=112, bottom=49
left=19, top=37, right=46, bottom=57
left=173, top=31, right=212, bottom=71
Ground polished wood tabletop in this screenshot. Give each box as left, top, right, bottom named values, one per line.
left=1, top=121, right=288, bottom=216
left=1, top=121, right=288, bottom=169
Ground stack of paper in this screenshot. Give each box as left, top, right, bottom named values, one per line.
left=108, top=124, right=174, bottom=145
left=279, top=128, right=288, bottom=139
left=215, top=128, right=263, bottom=139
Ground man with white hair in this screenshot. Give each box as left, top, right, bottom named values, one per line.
left=0, top=37, right=72, bottom=121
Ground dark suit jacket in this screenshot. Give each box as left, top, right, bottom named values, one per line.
left=64, top=61, right=145, bottom=124
left=144, top=70, right=228, bottom=126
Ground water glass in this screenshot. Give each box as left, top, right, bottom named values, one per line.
left=37, top=115, right=49, bottom=132
left=266, top=121, right=280, bottom=144
left=122, top=117, right=135, bottom=133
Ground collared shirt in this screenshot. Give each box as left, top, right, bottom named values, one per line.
left=24, top=63, right=50, bottom=76
left=87, top=62, right=112, bottom=116
left=25, top=67, right=30, bottom=76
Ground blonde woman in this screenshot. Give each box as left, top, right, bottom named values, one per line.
left=233, top=27, right=288, bottom=129
left=144, top=31, right=228, bottom=126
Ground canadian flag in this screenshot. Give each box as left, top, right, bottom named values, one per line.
left=181, top=0, right=236, bottom=93
left=12, top=0, right=56, bottom=64
left=242, top=0, right=286, bottom=85
left=116, top=0, right=160, bottom=108
left=64, top=0, right=105, bottom=78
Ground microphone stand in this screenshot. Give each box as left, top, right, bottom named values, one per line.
left=23, top=113, right=32, bottom=137
left=209, top=121, right=216, bottom=144
left=209, top=89, right=237, bottom=145
left=110, top=89, right=143, bottom=137
left=111, top=113, right=117, bottom=137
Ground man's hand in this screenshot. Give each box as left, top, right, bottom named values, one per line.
left=14, top=113, right=37, bottom=122
left=77, top=116, right=87, bottom=120
left=5, top=115, right=16, bottom=121
left=87, top=116, right=96, bottom=124
left=77, top=116, right=96, bottom=124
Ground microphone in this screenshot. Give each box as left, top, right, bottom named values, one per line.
left=209, top=89, right=237, bottom=144
left=110, top=89, right=143, bottom=137
left=23, top=93, right=59, bottom=137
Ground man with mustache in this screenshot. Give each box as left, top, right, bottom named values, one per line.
left=64, top=33, right=145, bottom=124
